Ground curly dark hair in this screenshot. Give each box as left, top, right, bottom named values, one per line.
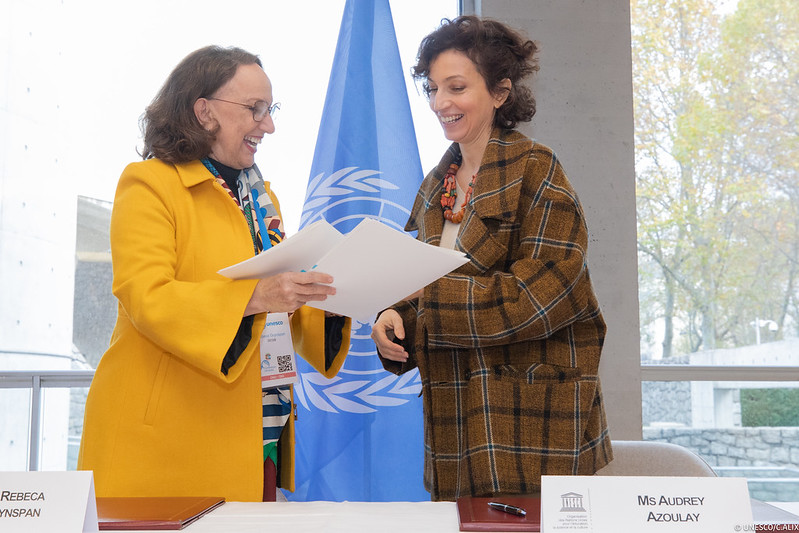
left=412, top=16, right=539, bottom=130
left=140, top=45, right=262, bottom=164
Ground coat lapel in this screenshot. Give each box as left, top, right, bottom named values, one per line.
left=470, top=128, right=531, bottom=222
left=406, top=144, right=460, bottom=246
left=410, top=129, right=530, bottom=236
left=176, top=159, right=216, bottom=188
left=457, top=129, right=532, bottom=274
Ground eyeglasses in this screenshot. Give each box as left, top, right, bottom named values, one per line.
left=207, top=97, right=280, bottom=121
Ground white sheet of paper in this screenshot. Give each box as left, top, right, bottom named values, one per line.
left=541, top=475, right=753, bottom=533
left=218, top=219, right=345, bottom=279
left=310, top=218, right=468, bottom=321
left=219, top=217, right=469, bottom=322
left=0, top=470, right=99, bottom=532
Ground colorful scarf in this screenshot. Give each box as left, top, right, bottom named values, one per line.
left=202, top=158, right=289, bottom=496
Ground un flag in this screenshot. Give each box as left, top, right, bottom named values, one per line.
left=288, top=0, right=428, bottom=501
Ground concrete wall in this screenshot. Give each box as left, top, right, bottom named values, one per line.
left=473, top=0, right=642, bottom=439
left=0, top=1, right=77, bottom=360
left=0, top=0, right=75, bottom=470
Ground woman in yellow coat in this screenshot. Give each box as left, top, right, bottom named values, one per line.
left=77, top=46, right=351, bottom=502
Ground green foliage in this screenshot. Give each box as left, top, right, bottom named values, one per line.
left=741, top=389, right=799, bottom=427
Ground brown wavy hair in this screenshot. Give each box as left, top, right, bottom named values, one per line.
left=140, top=45, right=262, bottom=164
left=412, top=16, right=539, bottom=130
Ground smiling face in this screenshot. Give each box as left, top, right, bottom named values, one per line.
left=426, top=49, right=509, bottom=150
left=194, top=63, right=275, bottom=169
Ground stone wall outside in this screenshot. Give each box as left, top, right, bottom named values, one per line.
left=642, top=381, right=692, bottom=426
left=644, top=427, right=799, bottom=501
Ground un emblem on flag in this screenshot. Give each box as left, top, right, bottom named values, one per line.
left=294, top=167, right=422, bottom=413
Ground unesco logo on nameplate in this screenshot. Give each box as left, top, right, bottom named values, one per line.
left=0, top=471, right=98, bottom=532
left=540, top=475, right=753, bottom=532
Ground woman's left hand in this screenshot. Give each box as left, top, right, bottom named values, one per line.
left=370, top=309, right=408, bottom=362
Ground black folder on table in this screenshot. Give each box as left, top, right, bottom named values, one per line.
left=96, top=496, right=225, bottom=530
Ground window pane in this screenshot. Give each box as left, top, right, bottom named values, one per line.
left=39, top=387, right=71, bottom=471
left=67, top=387, right=90, bottom=471
left=644, top=381, right=799, bottom=501
left=0, top=388, right=31, bottom=470
left=633, top=0, right=799, bottom=363
left=40, top=387, right=89, bottom=471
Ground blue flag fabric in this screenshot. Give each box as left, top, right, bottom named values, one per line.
left=288, top=0, right=428, bottom=502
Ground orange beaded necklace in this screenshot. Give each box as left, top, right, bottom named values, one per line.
left=440, top=160, right=475, bottom=224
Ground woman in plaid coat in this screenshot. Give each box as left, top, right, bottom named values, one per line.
left=372, top=16, right=612, bottom=501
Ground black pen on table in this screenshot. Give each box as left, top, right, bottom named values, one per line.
left=488, top=501, right=527, bottom=517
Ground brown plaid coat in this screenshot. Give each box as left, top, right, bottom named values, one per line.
left=380, top=128, right=612, bottom=501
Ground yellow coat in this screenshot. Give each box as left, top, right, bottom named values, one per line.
left=77, top=159, right=350, bottom=501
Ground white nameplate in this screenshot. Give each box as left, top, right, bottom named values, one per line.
left=0, top=471, right=98, bottom=532
left=541, top=475, right=753, bottom=532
